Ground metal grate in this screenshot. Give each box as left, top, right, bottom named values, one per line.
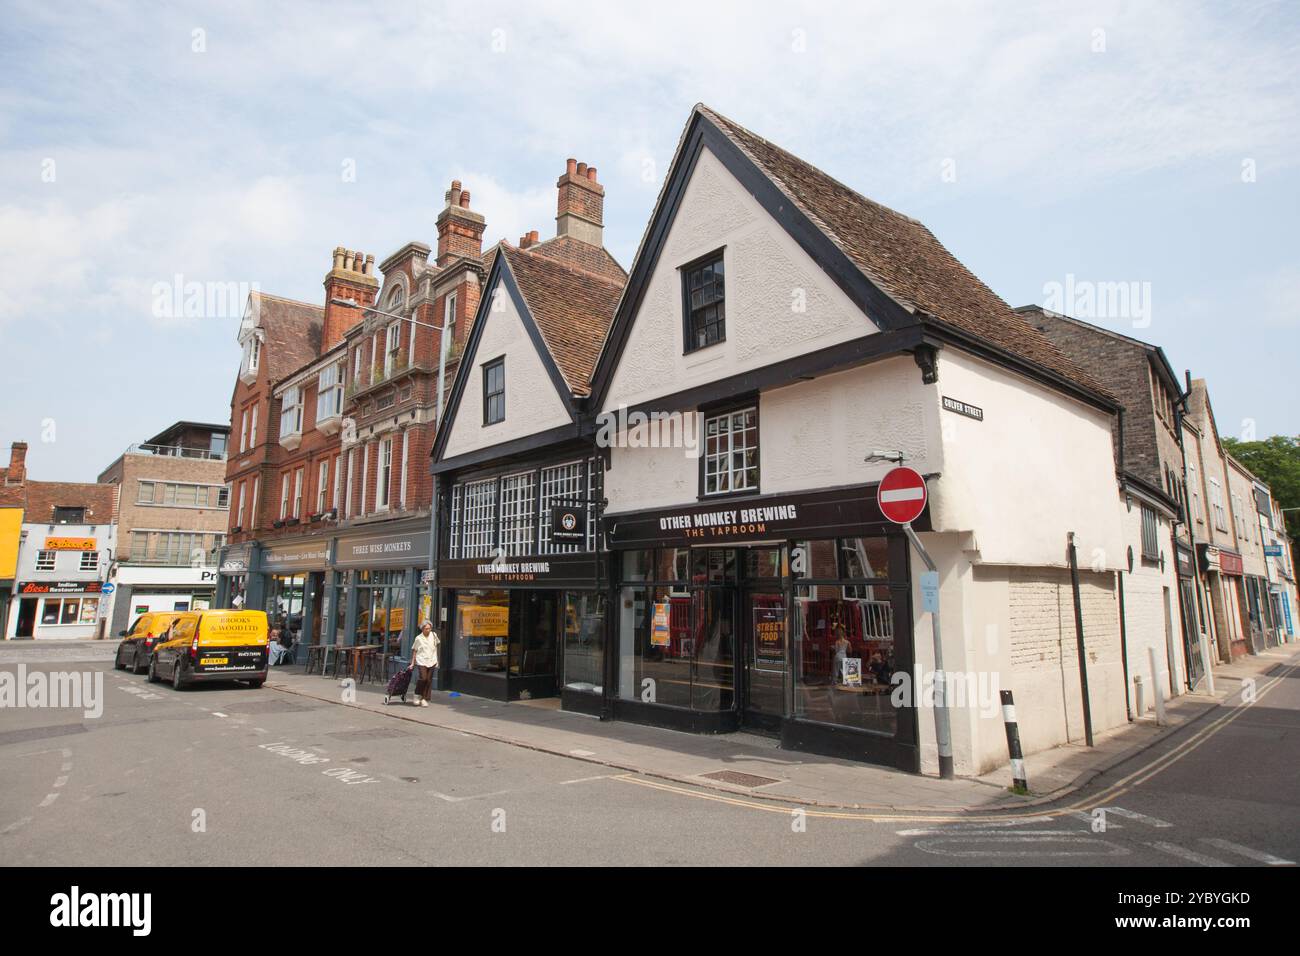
left=699, top=769, right=781, bottom=788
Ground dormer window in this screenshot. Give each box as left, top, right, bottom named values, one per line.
left=483, top=358, right=505, bottom=425
left=279, top=385, right=304, bottom=449
left=239, top=333, right=262, bottom=384
left=53, top=506, right=85, bottom=524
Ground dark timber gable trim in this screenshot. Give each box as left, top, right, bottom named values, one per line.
left=430, top=251, right=581, bottom=466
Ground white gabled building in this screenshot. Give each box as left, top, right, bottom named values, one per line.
left=588, top=105, right=1128, bottom=774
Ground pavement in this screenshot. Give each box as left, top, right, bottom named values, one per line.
left=259, top=642, right=1300, bottom=815
left=2, top=639, right=1297, bottom=866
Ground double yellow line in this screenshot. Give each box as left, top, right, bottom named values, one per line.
left=613, top=658, right=1298, bottom=823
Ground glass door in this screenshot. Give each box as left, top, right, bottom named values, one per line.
left=743, top=587, right=787, bottom=730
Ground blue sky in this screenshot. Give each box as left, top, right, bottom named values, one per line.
left=2, top=0, right=1297, bottom=480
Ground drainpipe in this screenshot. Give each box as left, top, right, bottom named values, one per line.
left=1067, top=532, right=1095, bottom=747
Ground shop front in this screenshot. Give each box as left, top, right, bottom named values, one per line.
left=439, top=553, right=606, bottom=706
left=332, top=521, right=429, bottom=658
left=215, top=542, right=259, bottom=611
left=1174, top=544, right=1205, bottom=689
left=604, top=484, right=919, bottom=771
left=9, top=581, right=105, bottom=640
left=1200, top=544, right=1248, bottom=660
left=261, top=539, right=332, bottom=647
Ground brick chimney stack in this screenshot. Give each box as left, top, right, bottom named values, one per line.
left=555, top=158, right=604, bottom=247
left=5, top=442, right=26, bottom=485
left=322, top=247, right=379, bottom=351
left=436, top=180, right=486, bottom=267
left=518, top=229, right=540, bottom=249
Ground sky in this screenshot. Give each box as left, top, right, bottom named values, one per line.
left=1, top=0, right=1297, bottom=481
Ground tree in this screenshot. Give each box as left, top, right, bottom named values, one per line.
left=1222, top=436, right=1300, bottom=560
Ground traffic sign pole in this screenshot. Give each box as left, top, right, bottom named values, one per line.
left=903, top=522, right=954, bottom=780
left=876, top=466, right=953, bottom=781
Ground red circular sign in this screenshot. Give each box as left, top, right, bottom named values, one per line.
left=877, top=466, right=928, bottom=524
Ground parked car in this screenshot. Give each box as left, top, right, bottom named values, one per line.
left=148, top=609, right=270, bottom=690
left=114, top=612, right=184, bottom=674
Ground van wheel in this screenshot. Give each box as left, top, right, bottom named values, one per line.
left=172, top=661, right=186, bottom=691
left=147, top=656, right=159, bottom=683
left=246, top=678, right=265, bottom=689
left=132, top=650, right=146, bottom=675
left=114, top=649, right=126, bottom=670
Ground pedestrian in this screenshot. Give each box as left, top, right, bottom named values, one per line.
left=409, top=621, right=440, bottom=707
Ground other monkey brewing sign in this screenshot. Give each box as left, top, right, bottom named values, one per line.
left=657, top=503, right=798, bottom=539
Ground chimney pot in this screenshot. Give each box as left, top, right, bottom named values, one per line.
left=460, top=189, right=471, bottom=208
left=576, top=162, right=587, bottom=177
left=587, top=166, right=597, bottom=182
left=566, top=158, right=577, bottom=176
left=529, top=229, right=539, bottom=244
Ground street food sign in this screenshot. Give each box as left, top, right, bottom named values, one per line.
left=753, top=604, right=786, bottom=672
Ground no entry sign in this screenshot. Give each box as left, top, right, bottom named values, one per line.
left=877, top=466, right=928, bottom=524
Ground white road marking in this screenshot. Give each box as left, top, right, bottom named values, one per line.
left=212, top=712, right=227, bottom=718
left=559, top=774, right=617, bottom=786
left=569, top=749, right=596, bottom=757
left=430, top=789, right=511, bottom=803
left=53, top=776, right=68, bottom=789
left=915, top=835, right=1129, bottom=858
left=1, top=817, right=32, bottom=835
left=1099, top=806, right=1172, bottom=828
left=1149, top=841, right=1232, bottom=867
left=38, top=793, right=60, bottom=808
left=899, top=827, right=1076, bottom=837
left=1200, top=838, right=1295, bottom=866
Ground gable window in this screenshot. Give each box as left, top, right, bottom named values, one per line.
left=702, top=406, right=758, bottom=496
left=682, top=251, right=726, bottom=353
left=483, top=358, right=505, bottom=425
left=242, top=335, right=261, bottom=377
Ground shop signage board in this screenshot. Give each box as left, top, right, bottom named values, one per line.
left=605, top=484, right=924, bottom=550
left=335, top=527, right=432, bottom=569
left=1264, top=544, right=1284, bottom=558
left=1201, top=545, right=1244, bottom=576
left=877, top=467, right=928, bottom=525
left=550, top=505, right=586, bottom=542
left=44, top=537, right=96, bottom=551
left=439, top=553, right=598, bottom=588
left=262, top=542, right=330, bottom=571
left=18, top=581, right=103, bottom=595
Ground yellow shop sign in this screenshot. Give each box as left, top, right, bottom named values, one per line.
left=44, top=537, right=96, bottom=551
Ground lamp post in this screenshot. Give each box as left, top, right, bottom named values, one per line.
left=328, top=296, right=454, bottom=645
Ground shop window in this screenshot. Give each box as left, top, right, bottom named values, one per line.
left=483, top=358, right=505, bottom=425
left=654, top=547, right=690, bottom=583
left=454, top=589, right=509, bottom=673
left=702, top=406, right=758, bottom=496
left=793, top=583, right=896, bottom=736
left=461, top=479, right=498, bottom=559
left=563, top=592, right=607, bottom=694
left=499, top=472, right=536, bottom=556
left=622, top=550, right=652, bottom=582
left=354, top=570, right=409, bottom=655
left=681, top=251, right=725, bottom=352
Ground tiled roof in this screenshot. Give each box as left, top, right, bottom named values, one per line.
left=697, top=105, right=1106, bottom=397
left=502, top=245, right=626, bottom=397
left=528, top=235, right=627, bottom=284
left=251, top=292, right=323, bottom=384
left=22, top=481, right=118, bottom=525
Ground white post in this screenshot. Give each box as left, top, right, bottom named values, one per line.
left=1147, top=646, right=1167, bottom=725
left=1199, top=631, right=1216, bottom=696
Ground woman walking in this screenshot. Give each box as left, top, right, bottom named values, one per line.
left=409, top=621, right=440, bottom=707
